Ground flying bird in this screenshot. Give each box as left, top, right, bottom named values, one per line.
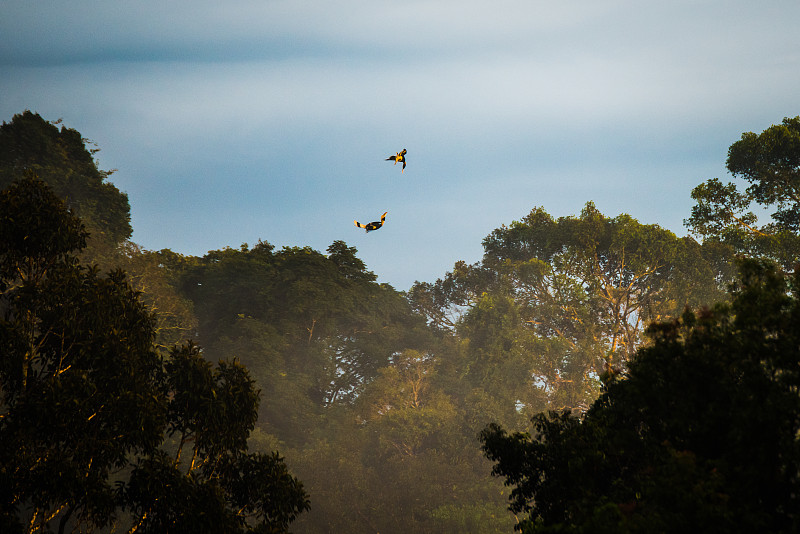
left=386, top=149, right=407, bottom=172
left=354, top=212, right=388, bottom=232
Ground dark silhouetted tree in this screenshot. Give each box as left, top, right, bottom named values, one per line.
left=0, top=177, right=308, bottom=534
left=481, top=258, right=800, bottom=533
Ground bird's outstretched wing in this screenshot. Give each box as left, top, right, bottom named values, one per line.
left=355, top=212, right=387, bottom=232
left=386, top=149, right=406, bottom=171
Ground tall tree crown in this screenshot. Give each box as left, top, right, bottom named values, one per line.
left=0, top=111, right=132, bottom=254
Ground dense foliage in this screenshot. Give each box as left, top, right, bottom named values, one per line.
left=165, top=240, right=513, bottom=532
left=409, top=203, right=734, bottom=413
left=481, top=259, right=800, bottom=533
left=0, top=111, right=131, bottom=259
left=686, top=116, right=800, bottom=267
left=0, top=177, right=308, bottom=533
left=2, top=110, right=797, bottom=533
left=0, top=111, right=197, bottom=351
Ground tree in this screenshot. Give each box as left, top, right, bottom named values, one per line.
left=0, top=111, right=199, bottom=352
left=481, top=203, right=730, bottom=366
left=0, top=111, right=132, bottom=260
left=0, top=177, right=308, bottom=533
left=175, top=240, right=427, bottom=445
left=0, top=176, right=163, bottom=533
left=480, top=258, right=800, bottom=533
left=114, top=242, right=199, bottom=351
left=176, top=239, right=515, bottom=534
left=686, top=116, right=800, bottom=268
left=289, top=347, right=513, bottom=534
left=125, top=343, right=310, bottom=534
left=411, top=203, right=733, bottom=413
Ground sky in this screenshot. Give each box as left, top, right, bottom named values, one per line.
left=1, top=1, right=798, bottom=290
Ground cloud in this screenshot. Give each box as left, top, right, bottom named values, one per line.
left=7, top=0, right=780, bottom=65
left=2, top=0, right=799, bottom=288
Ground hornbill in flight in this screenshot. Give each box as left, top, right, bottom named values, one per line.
left=386, top=149, right=406, bottom=172
left=354, top=211, right=388, bottom=232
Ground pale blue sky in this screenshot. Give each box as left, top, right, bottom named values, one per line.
left=2, top=1, right=798, bottom=289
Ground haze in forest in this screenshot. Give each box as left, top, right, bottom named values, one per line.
left=3, top=110, right=799, bottom=532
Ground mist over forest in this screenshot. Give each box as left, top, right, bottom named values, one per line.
left=2, top=111, right=800, bottom=533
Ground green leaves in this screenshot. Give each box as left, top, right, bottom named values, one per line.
left=481, top=259, right=800, bottom=533
left=0, top=173, right=87, bottom=283
left=0, top=111, right=132, bottom=258
left=687, top=178, right=762, bottom=237
left=166, top=343, right=260, bottom=462
left=1, top=178, right=308, bottom=533
left=0, top=178, right=164, bottom=531
left=217, top=451, right=311, bottom=530
left=127, top=344, right=310, bottom=534
left=10, top=108, right=800, bottom=533
left=415, top=202, right=730, bottom=415
left=177, top=241, right=424, bottom=428
left=727, top=116, right=800, bottom=205
left=686, top=116, right=800, bottom=268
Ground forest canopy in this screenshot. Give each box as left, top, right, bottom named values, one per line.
left=1, top=111, right=798, bottom=533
